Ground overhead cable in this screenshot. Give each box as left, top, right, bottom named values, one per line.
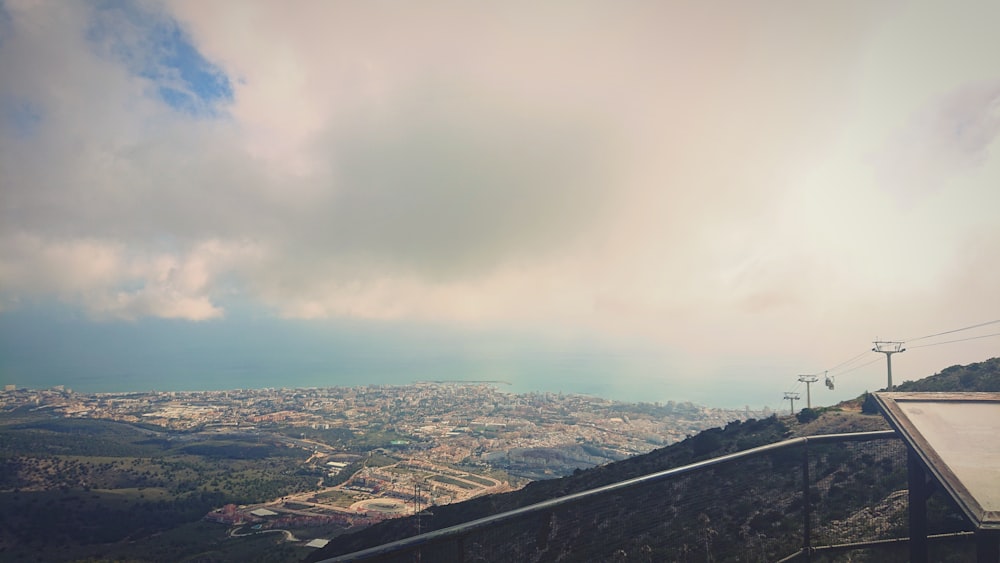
left=907, top=331, right=1000, bottom=349
left=824, top=350, right=870, bottom=374
left=905, top=319, right=1000, bottom=343
left=832, top=357, right=882, bottom=378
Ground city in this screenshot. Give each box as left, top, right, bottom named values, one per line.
left=0, top=381, right=758, bottom=549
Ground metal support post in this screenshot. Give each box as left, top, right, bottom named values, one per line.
left=784, top=392, right=800, bottom=416
left=872, top=341, right=905, bottom=391
left=802, top=442, right=812, bottom=561
left=798, top=376, right=818, bottom=409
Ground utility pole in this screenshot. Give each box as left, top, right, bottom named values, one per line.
left=872, top=340, right=906, bottom=391
left=784, top=392, right=800, bottom=415
left=413, top=481, right=423, bottom=561
left=798, top=375, right=818, bottom=409
left=413, top=481, right=423, bottom=535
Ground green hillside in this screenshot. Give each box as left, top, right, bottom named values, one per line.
left=895, top=357, right=1000, bottom=392
left=0, top=415, right=319, bottom=562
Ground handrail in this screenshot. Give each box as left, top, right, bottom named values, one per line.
left=318, top=429, right=899, bottom=562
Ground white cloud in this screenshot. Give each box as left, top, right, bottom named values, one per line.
left=877, top=80, right=1000, bottom=201
left=0, top=233, right=260, bottom=320
left=0, top=235, right=123, bottom=296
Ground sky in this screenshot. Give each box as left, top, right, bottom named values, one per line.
left=1, top=1, right=999, bottom=410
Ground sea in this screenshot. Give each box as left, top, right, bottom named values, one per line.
left=0, top=307, right=720, bottom=405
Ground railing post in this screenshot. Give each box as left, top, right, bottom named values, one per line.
left=802, top=441, right=811, bottom=561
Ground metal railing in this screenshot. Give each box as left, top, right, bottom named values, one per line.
left=318, top=430, right=975, bottom=562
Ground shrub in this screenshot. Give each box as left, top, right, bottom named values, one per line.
left=796, top=408, right=819, bottom=423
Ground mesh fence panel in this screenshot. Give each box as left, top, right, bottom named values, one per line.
left=463, top=458, right=804, bottom=562
left=810, top=438, right=909, bottom=547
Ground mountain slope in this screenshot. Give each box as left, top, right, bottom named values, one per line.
left=309, top=357, right=998, bottom=562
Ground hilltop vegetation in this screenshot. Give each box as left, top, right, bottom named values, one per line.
left=895, top=356, right=1000, bottom=392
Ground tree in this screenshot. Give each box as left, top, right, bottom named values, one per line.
left=796, top=408, right=819, bottom=423
left=861, top=392, right=879, bottom=415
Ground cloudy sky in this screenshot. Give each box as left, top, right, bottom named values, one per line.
left=1, top=1, right=998, bottom=409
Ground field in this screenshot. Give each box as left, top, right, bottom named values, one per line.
left=0, top=412, right=320, bottom=562
left=314, top=489, right=357, bottom=508
left=459, top=474, right=497, bottom=487
left=428, top=474, right=479, bottom=490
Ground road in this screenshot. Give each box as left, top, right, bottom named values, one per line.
left=230, top=525, right=299, bottom=542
